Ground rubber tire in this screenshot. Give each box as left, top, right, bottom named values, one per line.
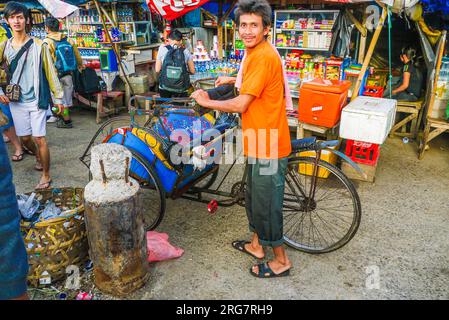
left=283, top=157, right=362, bottom=254
left=129, top=150, right=166, bottom=231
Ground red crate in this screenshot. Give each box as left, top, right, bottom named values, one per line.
left=363, top=86, right=384, bottom=98
left=345, top=140, right=380, bottom=166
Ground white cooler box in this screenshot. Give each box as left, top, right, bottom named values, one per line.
left=340, top=96, right=397, bottom=144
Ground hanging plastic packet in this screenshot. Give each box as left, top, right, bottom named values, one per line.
left=17, top=193, right=40, bottom=220
left=39, top=201, right=62, bottom=221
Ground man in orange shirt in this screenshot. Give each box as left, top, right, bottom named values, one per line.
left=191, top=0, right=292, bottom=278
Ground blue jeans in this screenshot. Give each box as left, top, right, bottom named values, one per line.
left=0, top=138, right=28, bottom=299
left=0, top=103, right=14, bottom=130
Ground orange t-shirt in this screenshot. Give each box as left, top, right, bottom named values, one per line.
left=239, top=40, right=291, bottom=159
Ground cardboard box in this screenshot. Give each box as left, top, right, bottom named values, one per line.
left=341, top=161, right=377, bottom=183
left=340, top=96, right=397, bottom=144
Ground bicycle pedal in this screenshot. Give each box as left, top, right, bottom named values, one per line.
left=207, top=199, right=218, bottom=214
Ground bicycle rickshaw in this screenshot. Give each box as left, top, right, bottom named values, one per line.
left=80, top=87, right=364, bottom=254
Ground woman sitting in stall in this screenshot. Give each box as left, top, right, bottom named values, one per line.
left=383, top=46, right=424, bottom=102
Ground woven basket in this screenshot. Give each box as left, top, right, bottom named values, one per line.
left=20, top=188, right=89, bottom=287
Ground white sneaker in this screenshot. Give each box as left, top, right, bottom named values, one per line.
left=47, top=116, right=58, bottom=123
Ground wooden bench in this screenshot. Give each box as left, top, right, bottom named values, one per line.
left=390, top=99, right=424, bottom=139
left=74, top=91, right=125, bottom=124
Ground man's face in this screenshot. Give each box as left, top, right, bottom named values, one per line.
left=7, top=13, right=28, bottom=33
left=238, top=13, right=269, bottom=49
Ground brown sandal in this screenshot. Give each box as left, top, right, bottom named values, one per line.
left=11, top=152, right=24, bottom=161
left=35, top=179, right=52, bottom=190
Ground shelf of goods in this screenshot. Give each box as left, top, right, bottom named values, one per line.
left=66, top=6, right=152, bottom=52
left=274, top=10, right=339, bottom=52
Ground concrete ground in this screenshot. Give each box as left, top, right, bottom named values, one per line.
left=7, top=107, right=449, bottom=300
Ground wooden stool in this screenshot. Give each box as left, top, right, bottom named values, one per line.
left=74, top=91, right=125, bottom=124
left=390, top=99, right=424, bottom=139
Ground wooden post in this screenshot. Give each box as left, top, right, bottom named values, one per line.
left=351, top=7, right=387, bottom=101
left=425, top=31, right=447, bottom=121
left=84, top=144, right=149, bottom=297
left=218, top=0, right=224, bottom=59
left=224, top=23, right=228, bottom=56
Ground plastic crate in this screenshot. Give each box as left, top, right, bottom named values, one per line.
left=299, top=143, right=339, bottom=178
left=345, top=139, right=380, bottom=166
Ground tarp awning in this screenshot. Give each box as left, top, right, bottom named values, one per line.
left=38, top=0, right=78, bottom=18
left=147, top=0, right=211, bottom=21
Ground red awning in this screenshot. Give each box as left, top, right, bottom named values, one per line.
left=147, top=0, right=211, bottom=21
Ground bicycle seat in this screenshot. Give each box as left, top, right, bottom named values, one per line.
left=291, top=137, right=317, bottom=153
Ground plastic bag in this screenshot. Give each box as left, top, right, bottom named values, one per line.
left=146, top=231, right=184, bottom=262
left=192, top=145, right=207, bottom=171
left=17, top=193, right=40, bottom=219
left=39, top=200, right=62, bottom=221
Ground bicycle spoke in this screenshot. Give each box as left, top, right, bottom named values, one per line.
left=318, top=207, right=354, bottom=227
left=310, top=217, right=328, bottom=249
left=282, top=158, right=361, bottom=253
left=314, top=210, right=348, bottom=237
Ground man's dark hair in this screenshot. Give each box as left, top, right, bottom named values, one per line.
left=234, top=0, right=272, bottom=28
left=3, top=1, right=31, bottom=22
left=168, top=29, right=183, bottom=42
left=45, top=17, right=60, bottom=32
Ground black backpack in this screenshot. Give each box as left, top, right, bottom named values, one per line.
left=74, top=67, right=100, bottom=95
left=159, top=45, right=190, bottom=93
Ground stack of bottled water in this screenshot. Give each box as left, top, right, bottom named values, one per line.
left=192, top=58, right=241, bottom=81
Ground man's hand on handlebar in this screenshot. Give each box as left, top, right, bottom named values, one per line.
left=191, top=89, right=210, bottom=108
left=215, top=76, right=236, bottom=87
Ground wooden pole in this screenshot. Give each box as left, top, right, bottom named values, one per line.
left=351, top=7, right=387, bottom=101
left=224, top=23, right=228, bottom=57
left=358, top=33, right=367, bottom=64
left=357, top=8, right=368, bottom=63
left=217, top=0, right=224, bottom=59
left=426, top=31, right=447, bottom=120
left=218, top=0, right=238, bottom=25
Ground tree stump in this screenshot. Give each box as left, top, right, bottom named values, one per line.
left=84, top=143, right=149, bottom=297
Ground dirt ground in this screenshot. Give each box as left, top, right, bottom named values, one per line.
left=7, top=107, right=449, bottom=300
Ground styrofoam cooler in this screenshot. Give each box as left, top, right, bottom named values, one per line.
left=339, top=96, right=397, bottom=144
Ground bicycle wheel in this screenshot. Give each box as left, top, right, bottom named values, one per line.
left=283, top=157, right=361, bottom=253
left=129, top=151, right=166, bottom=231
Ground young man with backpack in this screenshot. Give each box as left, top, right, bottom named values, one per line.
left=44, top=17, right=83, bottom=128
left=0, top=1, right=64, bottom=190
left=155, top=29, right=195, bottom=98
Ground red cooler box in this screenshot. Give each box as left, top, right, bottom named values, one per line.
left=298, top=79, right=351, bottom=128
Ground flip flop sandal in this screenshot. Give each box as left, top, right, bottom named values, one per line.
left=11, top=153, right=24, bottom=161
left=232, top=240, right=264, bottom=259
left=34, top=163, right=44, bottom=171
left=249, top=262, right=291, bottom=278
left=35, top=179, right=52, bottom=190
